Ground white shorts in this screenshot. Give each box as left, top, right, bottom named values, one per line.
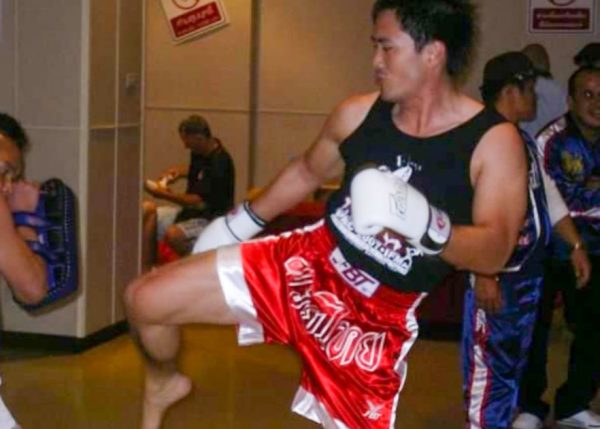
left=156, top=206, right=209, bottom=248
left=156, top=206, right=182, bottom=240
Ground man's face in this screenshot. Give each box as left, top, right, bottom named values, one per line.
left=180, top=132, right=208, bottom=154
left=569, top=70, right=600, bottom=136
left=514, top=80, right=537, bottom=122
left=371, top=10, right=428, bottom=102
left=0, top=134, right=22, bottom=196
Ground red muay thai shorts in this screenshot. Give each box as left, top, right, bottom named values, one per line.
left=215, top=221, right=426, bottom=429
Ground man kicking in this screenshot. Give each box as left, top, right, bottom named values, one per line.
left=125, top=1, right=530, bottom=428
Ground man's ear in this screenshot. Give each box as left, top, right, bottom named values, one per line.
left=423, top=40, right=446, bottom=69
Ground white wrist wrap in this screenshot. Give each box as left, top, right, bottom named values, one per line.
left=413, top=205, right=452, bottom=255
left=192, top=201, right=266, bottom=254
left=225, top=201, right=266, bottom=242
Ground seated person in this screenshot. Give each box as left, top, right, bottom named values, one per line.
left=143, top=115, right=234, bottom=266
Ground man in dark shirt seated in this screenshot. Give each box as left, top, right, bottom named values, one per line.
left=143, top=115, right=234, bottom=266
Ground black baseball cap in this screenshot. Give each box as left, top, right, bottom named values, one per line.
left=574, top=43, right=600, bottom=66
left=482, top=51, right=538, bottom=87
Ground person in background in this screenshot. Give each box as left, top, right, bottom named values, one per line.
left=514, top=67, right=600, bottom=429
left=520, top=43, right=567, bottom=138
left=142, top=115, right=234, bottom=268
left=462, top=51, right=590, bottom=429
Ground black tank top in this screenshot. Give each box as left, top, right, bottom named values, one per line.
left=325, top=98, right=506, bottom=292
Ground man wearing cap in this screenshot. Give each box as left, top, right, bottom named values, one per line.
left=520, top=43, right=568, bottom=139
left=514, top=66, right=600, bottom=429
left=462, top=52, right=590, bottom=429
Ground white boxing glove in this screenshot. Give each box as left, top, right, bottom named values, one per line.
left=192, top=201, right=266, bottom=253
left=350, top=167, right=451, bottom=255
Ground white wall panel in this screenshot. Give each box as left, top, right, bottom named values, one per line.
left=0, top=0, right=15, bottom=114
left=90, top=0, right=117, bottom=127
left=17, top=0, right=82, bottom=127
left=85, top=128, right=116, bottom=334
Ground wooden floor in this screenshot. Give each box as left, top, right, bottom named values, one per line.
left=0, top=323, right=593, bottom=429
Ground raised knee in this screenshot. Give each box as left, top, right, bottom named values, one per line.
left=124, top=274, right=159, bottom=322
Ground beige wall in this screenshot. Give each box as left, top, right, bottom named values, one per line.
left=254, top=0, right=375, bottom=187
left=86, top=0, right=143, bottom=333
left=0, top=0, right=15, bottom=114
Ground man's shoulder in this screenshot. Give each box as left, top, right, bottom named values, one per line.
left=211, top=144, right=234, bottom=164
left=334, top=92, right=380, bottom=120
left=323, top=92, right=380, bottom=143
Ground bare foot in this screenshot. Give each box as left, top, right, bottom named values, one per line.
left=142, top=372, right=192, bottom=429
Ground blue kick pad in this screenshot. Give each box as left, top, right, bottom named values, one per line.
left=12, top=178, right=78, bottom=310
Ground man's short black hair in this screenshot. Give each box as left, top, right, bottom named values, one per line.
left=574, top=43, right=600, bottom=67
left=371, top=0, right=477, bottom=78
left=178, top=115, right=212, bottom=138
left=568, top=66, right=600, bottom=98
left=0, top=112, right=28, bottom=150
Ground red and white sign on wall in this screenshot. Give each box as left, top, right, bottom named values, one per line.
left=529, top=0, right=596, bottom=33
left=160, top=0, right=229, bottom=44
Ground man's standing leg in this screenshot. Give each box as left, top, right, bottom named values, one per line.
left=463, top=276, right=542, bottom=429
left=125, top=250, right=237, bottom=429
left=554, top=255, right=600, bottom=426
left=515, top=261, right=562, bottom=427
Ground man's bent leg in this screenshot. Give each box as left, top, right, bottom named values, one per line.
left=163, top=225, right=187, bottom=256
left=142, top=201, right=158, bottom=272
left=165, top=218, right=209, bottom=256
left=125, top=250, right=237, bottom=429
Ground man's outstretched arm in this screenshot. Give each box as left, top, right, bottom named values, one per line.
left=0, top=185, right=47, bottom=305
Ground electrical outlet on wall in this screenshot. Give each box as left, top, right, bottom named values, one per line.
left=125, top=73, right=140, bottom=91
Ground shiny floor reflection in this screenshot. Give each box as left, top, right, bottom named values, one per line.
left=0, top=324, right=587, bottom=428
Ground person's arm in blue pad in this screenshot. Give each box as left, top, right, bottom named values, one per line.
left=11, top=178, right=78, bottom=310
left=0, top=137, right=48, bottom=306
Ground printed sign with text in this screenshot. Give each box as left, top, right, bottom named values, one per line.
left=529, top=0, right=596, bottom=33
left=161, top=0, right=229, bottom=43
